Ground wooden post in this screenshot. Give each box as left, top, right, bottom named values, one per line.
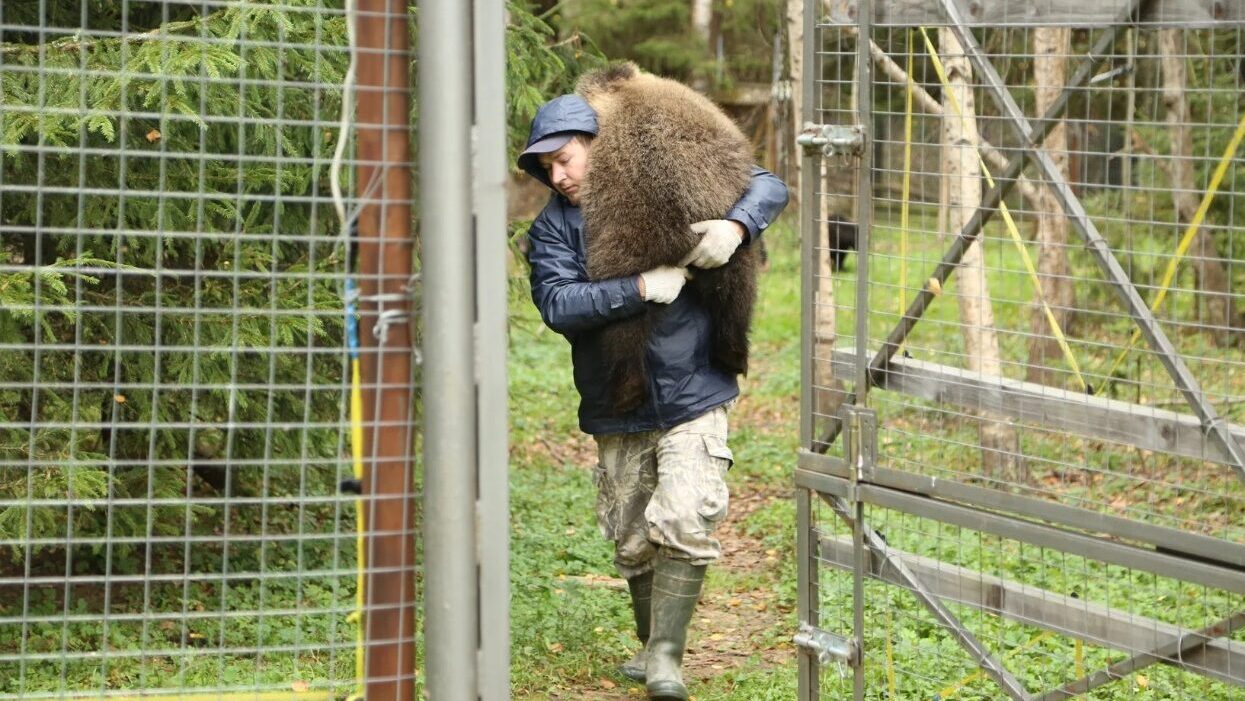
left=356, top=0, right=417, bottom=698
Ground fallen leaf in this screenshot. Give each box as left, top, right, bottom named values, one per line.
left=1136, top=674, right=1148, bottom=689
left=928, top=277, right=942, bottom=295
left=599, top=679, right=616, bottom=689
left=114, top=394, right=127, bottom=404
left=291, top=680, right=310, bottom=692
left=146, top=129, right=161, bottom=143
left=547, top=642, right=563, bottom=653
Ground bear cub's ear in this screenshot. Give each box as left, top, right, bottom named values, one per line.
left=576, top=61, right=640, bottom=98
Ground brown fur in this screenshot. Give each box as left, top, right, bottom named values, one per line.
left=576, top=62, right=758, bottom=414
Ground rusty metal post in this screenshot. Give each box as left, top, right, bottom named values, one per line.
left=355, top=0, right=417, bottom=698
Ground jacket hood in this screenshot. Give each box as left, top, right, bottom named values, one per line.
left=518, top=94, right=598, bottom=190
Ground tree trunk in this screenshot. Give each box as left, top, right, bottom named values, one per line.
left=788, top=0, right=843, bottom=435
left=939, top=28, right=1021, bottom=482
left=1027, top=27, right=1077, bottom=386
left=814, top=158, right=841, bottom=431
left=786, top=0, right=803, bottom=204
left=691, top=0, right=712, bottom=92
left=1159, top=28, right=1235, bottom=345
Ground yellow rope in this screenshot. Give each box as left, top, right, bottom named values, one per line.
left=349, top=358, right=367, bottom=701
left=886, top=608, right=898, bottom=696
left=918, top=28, right=1088, bottom=393
left=932, top=630, right=1056, bottom=700
left=1103, top=110, right=1245, bottom=380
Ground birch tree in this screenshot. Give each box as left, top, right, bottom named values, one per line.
left=786, top=0, right=803, bottom=200
left=939, top=28, right=1020, bottom=481
left=691, top=0, right=713, bottom=91
left=1027, top=27, right=1077, bottom=385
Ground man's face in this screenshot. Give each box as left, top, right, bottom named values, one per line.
left=538, top=137, right=589, bottom=205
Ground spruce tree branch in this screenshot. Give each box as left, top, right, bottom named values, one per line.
left=0, top=12, right=219, bottom=56
left=537, top=1, right=567, bottom=21
left=549, top=31, right=586, bottom=50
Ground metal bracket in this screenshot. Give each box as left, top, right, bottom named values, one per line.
left=772, top=79, right=793, bottom=103
left=797, top=123, right=865, bottom=159
left=841, top=404, right=877, bottom=483
left=793, top=623, right=857, bottom=668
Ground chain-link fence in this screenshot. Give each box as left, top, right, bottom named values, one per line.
left=0, top=1, right=432, bottom=697
left=797, top=1, right=1245, bottom=698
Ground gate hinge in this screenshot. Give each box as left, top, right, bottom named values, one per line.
left=793, top=623, right=857, bottom=666
left=797, top=123, right=865, bottom=158
left=842, top=404, right=877, bottom=483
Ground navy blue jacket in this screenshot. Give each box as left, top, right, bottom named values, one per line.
left=522, top=95, right=789, bottom=435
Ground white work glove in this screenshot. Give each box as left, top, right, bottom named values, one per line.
left=680, top=219, right=745, bottom=269
left=638, top=265, right=689, bottom=304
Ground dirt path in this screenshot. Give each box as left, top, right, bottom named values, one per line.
left=553, top=477, right=794, bottom=700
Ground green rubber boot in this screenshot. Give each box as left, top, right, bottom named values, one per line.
left=619, top=571, right=653, bottom=682
left=645, top=557, right=706, bottom=701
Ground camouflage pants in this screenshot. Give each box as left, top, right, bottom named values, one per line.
left=592, top=405, right=734, bottom=580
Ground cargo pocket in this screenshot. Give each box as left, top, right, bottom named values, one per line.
left=593, top=462, right=615, bottom=540
left=702, top=435, right=734, bottom=470
left=696, top=435, right=733, bottom=526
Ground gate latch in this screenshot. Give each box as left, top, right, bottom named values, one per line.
left=797, top=123, right=865, bottom=158
left=841, top=404, right=877, bottom=482
left=793, top=623, right=857, bottom=666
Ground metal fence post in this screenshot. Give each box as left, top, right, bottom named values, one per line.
left=797, top=0, right=821, bottom=696
left=418, top=0, right=478, bottom=700
left=851, top=2, right=873, bottom=699
left=473, top=0, right=511, bottom=697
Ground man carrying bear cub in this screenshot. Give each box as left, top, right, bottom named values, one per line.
left=519, top=93, right=788, bottom=700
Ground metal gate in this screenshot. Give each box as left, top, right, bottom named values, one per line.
left=796, top=1, right=1245, bottom=698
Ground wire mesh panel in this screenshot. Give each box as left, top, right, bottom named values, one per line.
left=0, top=1, right=412, bottom=697
left=798, top=1, right=1245, bottom=698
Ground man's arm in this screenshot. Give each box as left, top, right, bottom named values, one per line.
left=723, top=166, right=790, bottom=245
left=527, top=211, right=646, bottom=335
left=682, top=166, right=790, bottom=268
